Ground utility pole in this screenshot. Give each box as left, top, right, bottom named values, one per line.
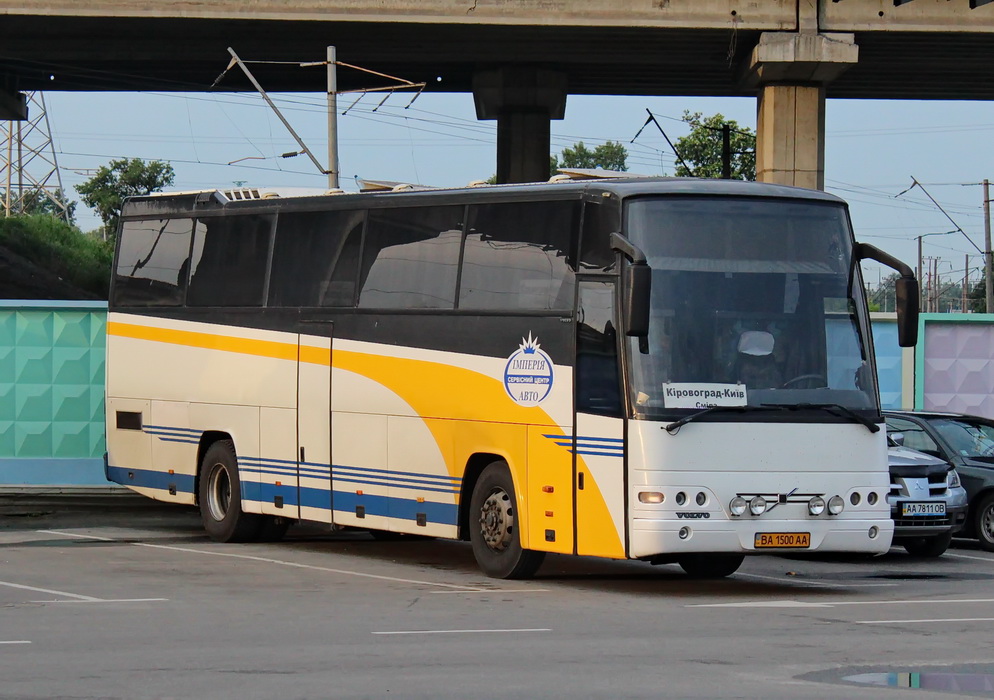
left=964, top=253, right=969, bottom=312
left=1, top=92, right=69, bottom=222
left=326, top=46, right=339, bottom=190
left=984, top=178, right=992, bottom=313
left=721, top=124, right=731, bottom=179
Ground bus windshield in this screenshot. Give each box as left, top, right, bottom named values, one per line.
left=624, top=195, right=877, bottom=418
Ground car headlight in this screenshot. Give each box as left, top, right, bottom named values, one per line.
left=947, top=469, right=961, bottom=488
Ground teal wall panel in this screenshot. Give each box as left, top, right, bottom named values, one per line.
left=0, top=301, right=109, bottom=487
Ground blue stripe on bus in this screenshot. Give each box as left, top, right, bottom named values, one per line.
left=109, top=466, right=456, bottom=525
left=332, top=474, right=460, bottom=494
left=106, top=465, right=196, bottom=493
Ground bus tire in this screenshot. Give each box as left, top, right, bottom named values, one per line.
left=469, top=461, right=545, bottom=579
left=199, top=440, right=262, bottom=543
left=677, top=553, right=744, bottom=579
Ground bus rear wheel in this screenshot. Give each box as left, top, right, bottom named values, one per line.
left=677, top=553, right=745, bottom=579
left=199, top=440, right=262, bottom=543
left=469, top=461, right=545, bottom=579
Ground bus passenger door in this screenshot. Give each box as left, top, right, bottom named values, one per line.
left=574, top=280, right=627, bottom=559
left=297, top=324, right=333, bottom=524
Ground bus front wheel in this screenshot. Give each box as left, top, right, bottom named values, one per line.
left=199, top=440, right=262, bottom=543
left=677, top=553, right=745, bottom=579
left=469, top=461, right=545, bottom=579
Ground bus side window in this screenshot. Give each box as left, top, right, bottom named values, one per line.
left=576, top=281, right=622, bottom=416
left=578, top=199, right=619, bottom=272
left=187, top=215, right=274, bottom=307
left=113, top=218, right=193, bottom=307
left=357, top=206, right=464, bottom=309
left=269, top=209, right=364, bottom=307
left=459, top=200, right=579, bottom=311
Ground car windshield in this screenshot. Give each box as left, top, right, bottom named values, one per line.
left=624, top=195, right=877, bottom=419
left=932, top=418, right=994, bottom=459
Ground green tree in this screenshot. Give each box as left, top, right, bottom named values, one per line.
left=75, top=158, right=175, bottom=237
left=551, top=140, right=628, bottom=173
left=673, top=111, right=756, bottom=180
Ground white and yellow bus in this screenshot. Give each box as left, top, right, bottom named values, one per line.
left=105, top=175, right=919, bottom=579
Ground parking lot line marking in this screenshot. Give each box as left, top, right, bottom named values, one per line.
left=736, top=572, right=897, bottom=588
left=373, top=628, right=552, bottom=635
left=39, top=530, right=485, bottom=591
left=856, top=617, right=994, bottom=625
left=0, top=580, right=101, bottom=602
left=0, top=641, right=31, bottom=645
left=29, top=598, right=169, bottom=604
left=690, top=597, right=994, bottom=609
left=944, top=552, right=994, bottom=563
left=430, top=589, right=550, bottom=594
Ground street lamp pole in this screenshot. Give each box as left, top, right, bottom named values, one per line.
left=984, top=178, right=992, bottom=313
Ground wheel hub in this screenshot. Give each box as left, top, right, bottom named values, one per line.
left=207, top=463, right=231, bottom=522
left=479, top=488, right=513, bottom=551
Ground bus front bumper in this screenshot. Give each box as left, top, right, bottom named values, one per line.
left=630, top=517, right=894, bottom=558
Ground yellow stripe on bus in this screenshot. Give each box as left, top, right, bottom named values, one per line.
left=108, top=321, right=308, bottom=363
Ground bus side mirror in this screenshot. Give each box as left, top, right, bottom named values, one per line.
left=856, top=242, right=919, bottom=348
left=624, top=262, right=651, bottom=337
left=894, top=276, right=920, bottom=348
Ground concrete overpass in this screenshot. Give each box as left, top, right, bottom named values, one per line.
left=1, top=0, right=992, bottom=188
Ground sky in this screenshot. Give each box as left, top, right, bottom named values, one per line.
left=31, top=89, right=994, bottom=293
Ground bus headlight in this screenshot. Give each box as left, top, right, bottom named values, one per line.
left=807, top=496, right=826, bottom=516
left=749, top=495, right=767, bottom=516
left=729, top=497, right=747, bottom=516
left=828, top=495, right=845, bottom=515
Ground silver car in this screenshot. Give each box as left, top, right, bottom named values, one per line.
left=887, top=433, right=969, bottom=557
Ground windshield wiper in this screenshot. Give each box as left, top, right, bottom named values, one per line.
left=663, top=405, right=785, bottom=434
left=762, top=402, right=880, bottom=433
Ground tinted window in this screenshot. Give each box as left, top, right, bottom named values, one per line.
left=113, top=218, right=193, bottom=306
left=358, top=206, right=464, bottom=309
left=187, top=215, right=274, bottom=307
left=579, top=199, right=619, bottom=272
left=577, top=281, right=621, bottom=416
left=459, top=200, right=579, bottom=310
left=269, top=210, right=364, bottom=307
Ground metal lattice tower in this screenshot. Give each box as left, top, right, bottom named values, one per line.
left=1, top=92, right=70, bottom=222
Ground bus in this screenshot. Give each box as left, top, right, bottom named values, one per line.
left=104, top=175, right=919, bottom=579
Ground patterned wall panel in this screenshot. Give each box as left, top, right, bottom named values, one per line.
left=870, top=319, right=903, bottom=409
left=0, top=301, right=108, bottom=486
left=920, top=315, right=994, bottom=419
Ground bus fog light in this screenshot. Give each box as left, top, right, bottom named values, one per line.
left=675, top=492, right=687, bottom=506
left=807, top=496, right=825, bottom=516
left=638, top=491, right=664, bottom=504
left=867, top=492, right=878, bottom=505
left=869, top=526, right=879, bottom=539
left=749, top=496, right=767, bottom=516
left=729, top=497, right=747, bottom=516
left=850, top=492, right=861, bottom=506
left=828, top=495, right=845, bottom=515
left=678, top=527, right=691, bottom=540
left=695, top=491, right=707, bottom=506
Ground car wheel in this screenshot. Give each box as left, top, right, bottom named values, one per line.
left=902, top=532, right=951, bottom=557
left=469, top=461, right=545, bottom=579
left=199, top=440, right=262, bottom=542
left=975, top=493, right=994, bottom=552
left=677, top=554, right=745, bottom=579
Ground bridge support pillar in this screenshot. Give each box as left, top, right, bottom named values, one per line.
left=743, top=32, right=858, bottom=190
left=473, top=68, right=567, bottom=184
left=0, top=88, right=28, bottom=120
